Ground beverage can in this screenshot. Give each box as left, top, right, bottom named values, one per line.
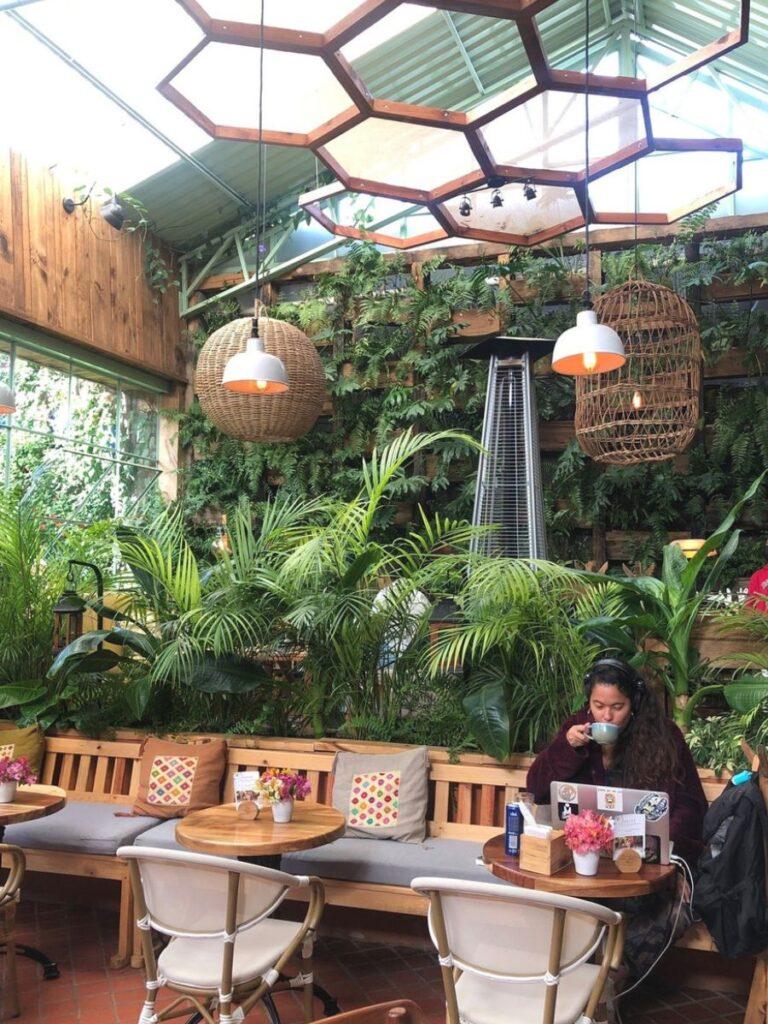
left=505, top=802, right=523, bottom=857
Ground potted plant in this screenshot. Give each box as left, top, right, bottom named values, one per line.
left=563, top=809, right=614, bottom=876
left=255, top=769, right=312, bottom=823
left=0, top=756, right=37, bottom=803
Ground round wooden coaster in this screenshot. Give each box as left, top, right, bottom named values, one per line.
left=614, top=848, right=643, bottom=874
left=236, top=800, right=261, bottom=820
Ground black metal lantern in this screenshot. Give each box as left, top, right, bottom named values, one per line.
left=52, top=560, right=104, bottom=654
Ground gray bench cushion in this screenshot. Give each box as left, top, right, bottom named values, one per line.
left=134, top=818, right=185, bottom=852
left=280, top=836, right=492, bottom=888
left=3, top=801, right=159, bottom=856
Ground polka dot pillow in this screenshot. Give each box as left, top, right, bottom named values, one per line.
left=331, top=747, right=429, bottom=842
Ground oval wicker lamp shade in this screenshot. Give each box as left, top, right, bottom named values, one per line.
left=575, top=280, right=701, bottom=465
left=196, top=316, right=326, bottom=443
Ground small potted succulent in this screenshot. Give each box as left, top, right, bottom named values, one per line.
left=255, top=769, right=311, bottom=823
left=563, top=809, right=614, bottom=876
left=0, top=756, right=37, bottom=803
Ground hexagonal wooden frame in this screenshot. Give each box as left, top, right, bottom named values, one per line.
left=300, top=137, right=743, bottom=249
left=164, top=0, right=748, bottom=197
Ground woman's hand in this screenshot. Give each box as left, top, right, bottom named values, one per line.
left=566, top=723, right=591, bottom=748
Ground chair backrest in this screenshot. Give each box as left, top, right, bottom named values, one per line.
left=117, top=845, right=304, bottom=938
left=411, top=876, right=621, bottom=982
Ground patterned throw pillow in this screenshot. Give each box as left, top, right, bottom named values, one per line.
left=133, top=737, right=227, bottom=820
left=332, top=747, right=429, bottom=842
left=0, top=722, right=45, bottom=774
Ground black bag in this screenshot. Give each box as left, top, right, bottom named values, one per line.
left=693, top=776, right=768, bottom=957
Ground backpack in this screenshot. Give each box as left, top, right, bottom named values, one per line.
left=693, top=777, right=768, bottom=957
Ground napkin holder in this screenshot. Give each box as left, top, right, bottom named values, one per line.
left=519, top=828, right=569, bottom=875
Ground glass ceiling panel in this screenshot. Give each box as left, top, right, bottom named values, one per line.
left=167, top=43, right=354, bottom=136
left=195, top=0, right=376, bottom=33
left=481, top=94, right=646, bottom=174
left=590, top=149, right=739, bottom=220
left=440, top=182, right=583, bottom=239
left=322, top=120, right=481, bottom=193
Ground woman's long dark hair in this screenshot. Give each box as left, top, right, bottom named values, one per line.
left=587, top=663, right=681, bottom=791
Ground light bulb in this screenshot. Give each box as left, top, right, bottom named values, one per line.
left=632, top=390, right=643, bottom=410
left=256, top=379, right=268, bottom=391
left=582, top=350, right=597, bottom=371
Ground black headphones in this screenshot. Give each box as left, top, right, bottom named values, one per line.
left=583, top=658, right=647, bottom=714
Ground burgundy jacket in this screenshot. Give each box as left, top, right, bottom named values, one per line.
left=526, top=709, right=708, bottom=864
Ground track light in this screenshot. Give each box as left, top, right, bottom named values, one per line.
left=458, top=195, right=472, bottom=217
left=523, top=180, right=537, bottom=201
left=491, top=189, right=504, bottom=209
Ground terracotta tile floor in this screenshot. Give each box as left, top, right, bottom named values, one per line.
left=0, top=900, right=749, bottom=1024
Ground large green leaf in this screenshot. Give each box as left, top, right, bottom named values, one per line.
left=124, top=676, right=153, bottom=720
left=48, top=628, right=154, bottom=680
left=463, top=680, right=510, bottom=761
left=189, top=656, right=271, bottom=694
left=724, top=677, right=768, bottom=714
left=0, top=684, right=47, bottom=709
left=341, top=546, right=383, bottom=589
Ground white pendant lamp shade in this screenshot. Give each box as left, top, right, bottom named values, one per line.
left=551, top=309, right=626, bottom=376
left=222, top=330, right=289, bottom=395
left=0, top=383, right=16, bottom=414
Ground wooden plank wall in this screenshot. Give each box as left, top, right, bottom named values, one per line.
left=0, top=148, right=184, bottom=382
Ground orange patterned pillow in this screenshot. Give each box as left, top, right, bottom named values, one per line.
left=133, top=737, right=227, bottom=820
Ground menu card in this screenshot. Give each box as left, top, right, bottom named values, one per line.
left=233, top=770, right=261, bottom=809
left=612, top=813, right=646, bottom=859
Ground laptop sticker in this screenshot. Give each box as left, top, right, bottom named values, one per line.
left=634, top=792, right=669, bottom=821
left=556, top=783, right=578, bottom=803
left=557, top=801, right=578, bottom=821
left=597, top=787, right=623, bottom=813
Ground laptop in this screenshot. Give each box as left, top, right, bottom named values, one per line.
left=549, top=781, right=671, bottom=864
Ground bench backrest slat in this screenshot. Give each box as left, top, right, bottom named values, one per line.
left=43, top=734, right=730, bottom=834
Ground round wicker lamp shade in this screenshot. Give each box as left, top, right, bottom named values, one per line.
left=196, top=315, right=326, bottom=443
left=575, top=280, right=701, bottom=465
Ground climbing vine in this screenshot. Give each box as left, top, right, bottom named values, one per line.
left=177, top=226, right=768, bottom=580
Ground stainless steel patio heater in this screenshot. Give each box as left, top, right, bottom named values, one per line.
left=464, top=337, right=553, bottom=559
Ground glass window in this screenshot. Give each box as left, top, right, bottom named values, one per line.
left=0, top=338, right=162, bottom=519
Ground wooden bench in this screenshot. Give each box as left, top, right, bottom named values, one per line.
left=13, top=732, right=734, bottom=970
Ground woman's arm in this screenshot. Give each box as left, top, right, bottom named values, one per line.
left=526, top=713, right=591, bottom=803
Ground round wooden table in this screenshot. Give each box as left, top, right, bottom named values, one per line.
left=0, top=785, right=66, bottom=835
left=483, top=834, right=676, bottom=898
left=0, top=785, right=67, bottom=982
left=176, top=801, right=346, bottom=859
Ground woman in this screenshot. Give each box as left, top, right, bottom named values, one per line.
left=527, top=657, right=706, bottom=863
left=527, top=658, right=707, bottom=987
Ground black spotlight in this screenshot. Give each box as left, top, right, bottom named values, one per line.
left=491, top=189, right=504, bottom=209
left=100, top=197, right=126, bottom=231
left=458, top=195, right=472, bottom=217
left=523, top=180, right=537, bottom=201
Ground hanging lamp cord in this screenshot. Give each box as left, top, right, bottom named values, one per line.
left=633, top=0, right=640, bottom=281
left=584, top=0, right=591, bottom=308
left=252, top=0, right=266, bottom=338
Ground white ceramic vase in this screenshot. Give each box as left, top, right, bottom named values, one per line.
left=572, top=850, right=600, bottom=876
left=271, top=797, right=294, bottom=823
left=0, top=781, right=18, bottom=804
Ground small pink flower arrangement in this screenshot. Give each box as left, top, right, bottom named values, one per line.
left=563, top=809, right=614, bottom=855
left=0, top=756, right=37, bottom=786
left=256, top=769, right=311, bottom=805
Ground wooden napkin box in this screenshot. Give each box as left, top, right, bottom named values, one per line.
left=519, top=830, right=570, bottom=875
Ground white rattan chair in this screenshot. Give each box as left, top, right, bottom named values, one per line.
left=411, top=876, right=622, bottom=1024
left=118, top=846, right=325, bottom=1024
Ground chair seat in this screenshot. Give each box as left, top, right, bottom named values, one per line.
left=157, top=918, right=303, bottom=991
left=455, top=964, right=602, bottom=1024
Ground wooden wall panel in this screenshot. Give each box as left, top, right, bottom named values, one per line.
left=0, top=149, right=184, bottom=382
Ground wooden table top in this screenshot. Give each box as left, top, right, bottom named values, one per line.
left=0, top=785, right=67, bottom=827
left=176, top=802, right=346, bottom=858
left=483, top=834, right=676, bottom=898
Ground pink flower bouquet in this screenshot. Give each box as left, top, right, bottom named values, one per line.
left=0, top=756, right=37, bottom=786
left=256, top=769, right=311, bottom=805
left=563, top=809, right=613, bottom=855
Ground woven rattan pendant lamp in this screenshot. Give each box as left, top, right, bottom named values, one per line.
left=574, top=280, right=701, bottom=465
left=194, top=0, right=325, bottom=443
